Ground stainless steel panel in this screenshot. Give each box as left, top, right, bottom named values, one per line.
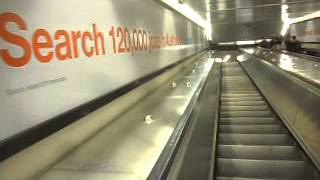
left=239, top=51, right=320, bottom=169
left=244, top=47, right=320, bottom=85
left=167, top=62, right=221, bottom=180
left=212, top=21, right=283, bottom=43
left=33, top=54, right=214, bottom=180
left=288, top=2, right=320, bottom=19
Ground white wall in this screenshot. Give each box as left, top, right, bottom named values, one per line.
left=0, top=0, right=207, bottom=141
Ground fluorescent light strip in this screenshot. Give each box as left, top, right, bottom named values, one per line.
left=281, top=5, right=290, bottom=35
left=219, top=40, right=271, bottom=46
left=160, top=0, right=212, bottom=40
left=255, top=39, right=272, bottom=43
left=218, top=40, right=258, bottom=46
left=236, top=40, right=256, bottom=45
left=218, top=42, right=236, bottom=45
left=290, top=11, right=320, bottom=24
left=281, top=8, right=320, bottom=35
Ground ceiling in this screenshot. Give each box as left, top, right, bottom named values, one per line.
left=184, top=0, right=320, bottom=42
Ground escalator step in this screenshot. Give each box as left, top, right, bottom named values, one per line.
left=221, top=93, right=260, bottom=97
left=217, top=145, right=301, bottom=160
left=222, top=91, right=259, bottom=94
left=220, top=105, right=269, bottom=111
left=221, top=96, right=263, bottom=101
left=220, top=111, right=272, bottom=118
left=218, top=125, right=286, bottom=134
left=221, top=101, right=266, bottom=106
left=222, top=87, right=256, bottom=91
left=218, top=134, right=292, bottom=145
left=216, top=158, right=313, bottom=179
left=219, top=118, right=277, bottom=125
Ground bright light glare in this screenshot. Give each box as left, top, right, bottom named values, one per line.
left=237, top=55, right=247, bottom=62
left=282, top=4, right=289, bottom=10
left=279, top=54, right=290, bottom=61
left=281, top=5, right=290, bottom=36
left=215, top=58, right=223, bottom=62
left=218, top=40, right=259, bottom=46
left=236, top=41, right=256, bottom=45
left=281, top=23, right=290, bottom=36
left=223, top=55, right=231, bottom=62
left=290, top=11, right=320, bottom=24
left=279, top=56, right=295, bottom=71
left=255, top=39, right=272, bottom=43
left=242, top=48, right=255, bottom=54
left=160, top=0, right=212, bottom=40
left=218, top=42, right=236, bottom=46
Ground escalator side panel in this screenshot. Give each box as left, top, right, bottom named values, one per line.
left=169, top=63, right=221, bottom=180
left=239, top=52, right=320, bottom=170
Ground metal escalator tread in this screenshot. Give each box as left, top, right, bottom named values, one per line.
left=220, top=110, right=273, bottom=117
left=215, top=62, right=316, bottom=179
left=218, top=133, right=292, bottom=145
left=221, top=93, right=261, bottom=97
left=217, top=158, right=310, bottom=179
left=219, top=117, right=278, bottom=125
left=217, top=145, right=301, bottom=160
left=220, top=105, right=269, bottom=111
left=218, top=124, right=286, bottom=134
left=220, top=96, right=264, bottom=101
left=220, top=101, right=267, bottom=106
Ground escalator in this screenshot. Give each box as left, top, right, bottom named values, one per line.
left=215, top=61, right=318, bottom=179
left=1, top=50, right=318, bottom=180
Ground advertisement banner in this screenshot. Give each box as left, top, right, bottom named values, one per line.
left=0, top=0, right=207, bottom=141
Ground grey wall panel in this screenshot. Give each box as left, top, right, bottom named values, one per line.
left=0, top=0, right=207, bottom=142
left=212, top=21, right=283, bottom=43
left=288, top=18, right=320, bottom=42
